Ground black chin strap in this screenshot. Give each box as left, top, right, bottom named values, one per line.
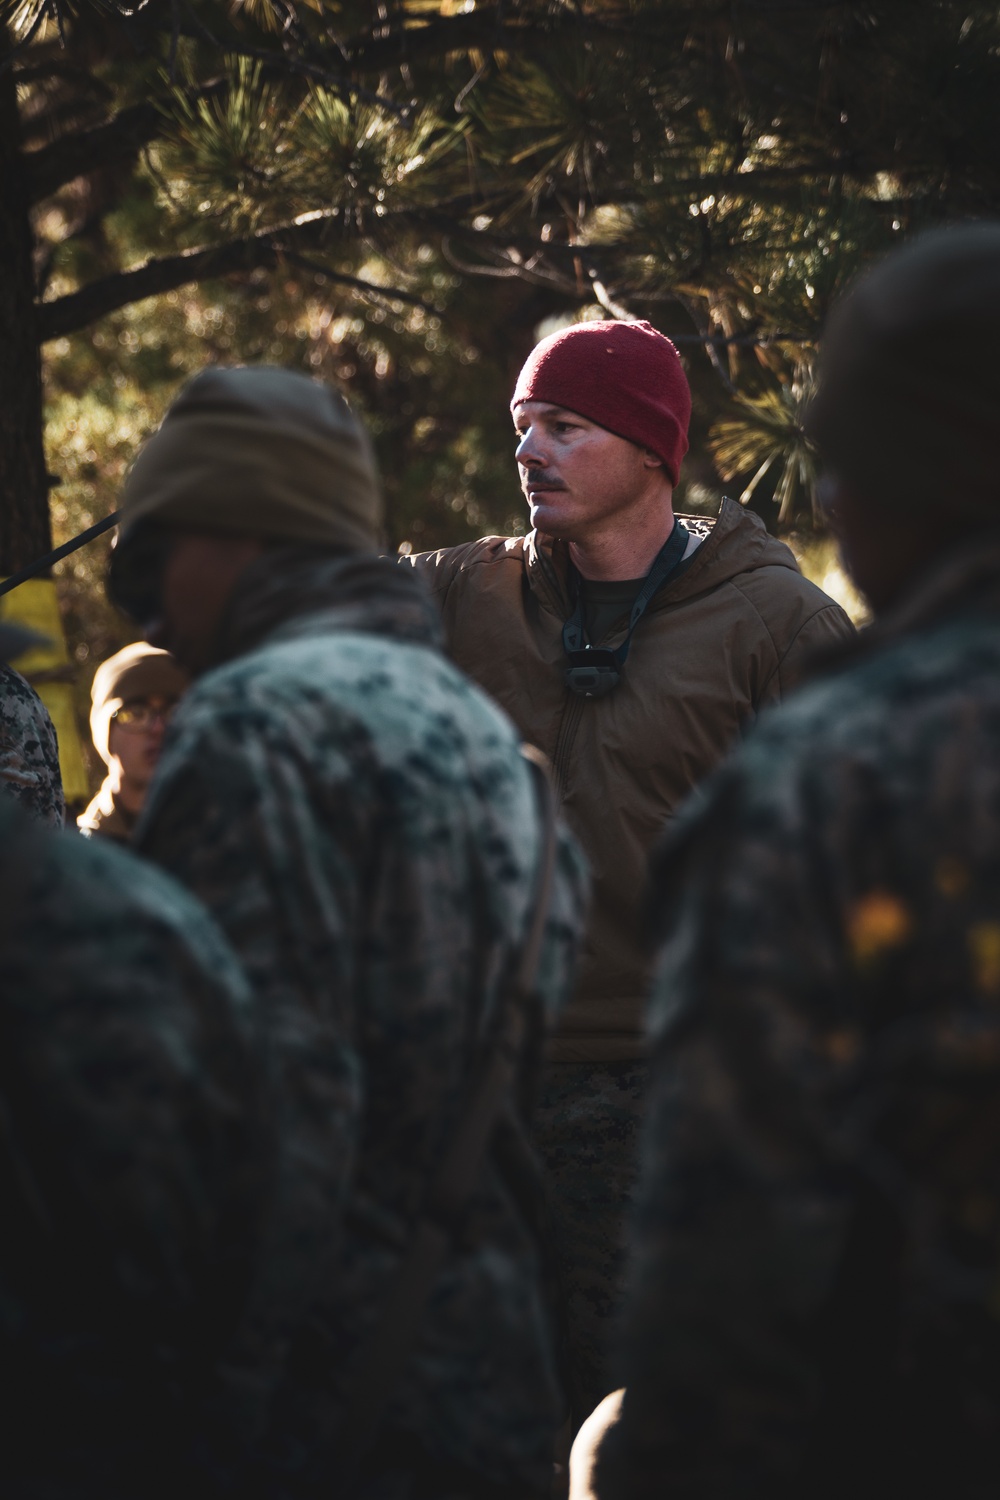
left=562, top=520, right=691, bottom=698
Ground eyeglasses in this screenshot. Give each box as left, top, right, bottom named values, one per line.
left=111, top=701, right=177, bottom=731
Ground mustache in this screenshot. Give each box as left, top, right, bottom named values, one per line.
left=521, top=471, right=566, bottom=489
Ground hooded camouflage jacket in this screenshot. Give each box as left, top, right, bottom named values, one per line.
left=0, top=798, right=263, bottom=1500
left=136, top=551, right=587, bottom=1494
left=604, top=536, right=1000, bottom=1500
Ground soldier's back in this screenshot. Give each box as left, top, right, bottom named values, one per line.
left=0, top=663, right=64, bottom=827
left=0, top=800, right=264, bottom=1499
left=137, top=574, right=587, bottom=1495
left=615, top=602, right=1000, bottom=1499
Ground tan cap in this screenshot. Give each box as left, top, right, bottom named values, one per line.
left=120, top=366, right=383, bottom=550
left=805, top=223, right=1000, bottom=515
left=90, top=642, right=188, bottom=765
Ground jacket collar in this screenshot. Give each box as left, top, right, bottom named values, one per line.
left=521, top=496, right=790, bottom=617
left=214, top=547, right=443, bottom=666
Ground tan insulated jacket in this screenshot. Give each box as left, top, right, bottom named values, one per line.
left=409, top=498, right=855, bottom=1061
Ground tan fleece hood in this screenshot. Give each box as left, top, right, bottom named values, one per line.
left=121, top=366, right=382, bottom=550
left=89, top=642, right=188, bottom=765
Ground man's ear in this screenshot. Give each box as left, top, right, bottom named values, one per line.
left=641, top=448, right=664, bottom=469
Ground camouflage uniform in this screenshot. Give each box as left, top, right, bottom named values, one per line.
left=603, top=542, right=1000, bottom=1498
left=0, top=797, right=263, bottom=1500
left=136, top=551, right=587, bottom=1496
left=0, top=663, right=65, bottom=826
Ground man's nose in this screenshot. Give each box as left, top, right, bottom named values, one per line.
left=515, top=428, right=545, bottom=467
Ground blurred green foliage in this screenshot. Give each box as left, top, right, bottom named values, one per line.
left=2, top=0, right=997, bottom=788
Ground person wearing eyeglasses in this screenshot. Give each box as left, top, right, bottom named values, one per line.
left=77, top=641, right=187, bottom=842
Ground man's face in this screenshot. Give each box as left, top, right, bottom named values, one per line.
left=107, top=694, right=176, bottom=793
left=145, top=531, right=265, bottom=675
left=513, top=401, right=663, bottom=540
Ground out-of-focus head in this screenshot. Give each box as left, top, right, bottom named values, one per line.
left=108, top=366, right=381, bottom=671
left=118, top=365, right=382, bottom=550
left=806, top=223, right=1000, bottom=610
left=0, top=622, right=46, bottom=664
left=510, top=320, right=691, bottom=541
left=90, top=641, right=188, bottom=769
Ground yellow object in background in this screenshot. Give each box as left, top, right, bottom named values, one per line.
left=0, top=576, right=90, bottom=804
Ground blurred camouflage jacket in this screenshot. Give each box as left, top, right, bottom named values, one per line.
left=136, top=551, right=587, bottom=1495
left=0, top=664, right=65, bottom=827
left=606, top=538, right=1000, bottom=1500
left=0, top=798, right=264, bottom=1500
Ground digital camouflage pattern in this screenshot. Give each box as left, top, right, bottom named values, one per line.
left=136, top=550, right=587, bottom=1495
left=0, top=797, right=263, bottom=1500
left=0, top=663, right=65, bottom=826
left=604, top=540, right=1000, bottom=1499
left=533, top=1061, right=646, bottom=1413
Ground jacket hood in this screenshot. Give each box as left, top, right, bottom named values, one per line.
left=523, top=496, right=799, bottom=616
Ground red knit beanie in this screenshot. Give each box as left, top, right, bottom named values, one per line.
left=511, top=319, right=691, bottom=485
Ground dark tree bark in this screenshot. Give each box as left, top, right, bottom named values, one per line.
left=0, top=30, right=51, bottom=573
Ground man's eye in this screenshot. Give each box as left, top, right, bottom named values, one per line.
left=554, top=422, right=576, bottom=433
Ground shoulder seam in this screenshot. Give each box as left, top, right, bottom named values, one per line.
left=757, top=601, right=850, bottom=696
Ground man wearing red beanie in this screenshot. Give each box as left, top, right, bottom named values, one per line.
left=406, top=317, right=853, bottom=1412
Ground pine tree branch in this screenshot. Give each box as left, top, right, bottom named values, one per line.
left=25, top=82, right=225, bottom=204
left=36, top=212, right=433, bottom=340
left=12, top=57, right=109, bottom=89
left=342, top=7, right=619, bottom=71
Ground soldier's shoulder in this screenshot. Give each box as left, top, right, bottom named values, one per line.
left=0, top=663, right=57, bottom=738
left=0, top=664, right=65, bottom=827
left=656, top=616, right=1000, bottom=885
left=757, top=613, right=1000, bottom=755
left=3, top=800, right=245, bottom=988
left=0, top=662, right=42, bottom=707
left=155, top=624, right=526, bottom=815
left=405, top=535, right=524, bottom=591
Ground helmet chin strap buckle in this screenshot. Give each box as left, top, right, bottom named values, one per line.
left=564, top=649, right=621, bottom=699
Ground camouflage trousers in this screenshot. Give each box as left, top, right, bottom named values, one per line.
left=532, top=1061, right=649, bottom=1417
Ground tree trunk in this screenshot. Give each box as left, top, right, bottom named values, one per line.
left=0, top=31, right=51, bottom=573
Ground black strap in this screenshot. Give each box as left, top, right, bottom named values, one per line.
left=0, top=511, right=121, bottom=601
left=562, top=520, right=691, bottom=699
left=332, top=748, right=559, bottom=1488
